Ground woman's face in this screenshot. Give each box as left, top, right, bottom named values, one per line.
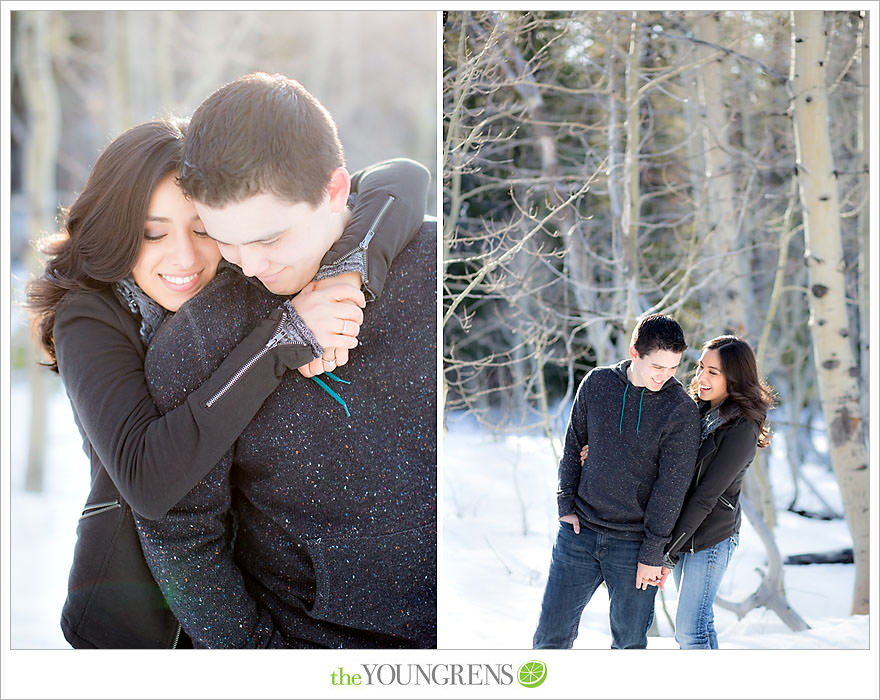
left=695, top=348, right=729, bottom=407
left=131, top=174, right=222, bottom=311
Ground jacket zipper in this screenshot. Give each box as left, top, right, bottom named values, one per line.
left=718, top=495, right=735, bottom=510
left=328, top=193, right=396, bottom=289
left=667, top=532, right=687, bottom=553
left=172, top=623, right=181, bottom=649
left=205, top=316, right=305, bottom=408
left=80, top=500, right=121, bottom=519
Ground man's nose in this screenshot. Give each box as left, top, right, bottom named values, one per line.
left=238, top=246, right=269, bottom=277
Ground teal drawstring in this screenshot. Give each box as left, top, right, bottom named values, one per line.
left=636, top=387, right=645, bottom=434
left=311, top=371, right=351, bottom=416
left=620, top=384, right=647, bottom=434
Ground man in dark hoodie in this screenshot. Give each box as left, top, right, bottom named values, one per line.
left=533, top=314, right=700, bottom=649
left=133, top=73, right=436, bottom=648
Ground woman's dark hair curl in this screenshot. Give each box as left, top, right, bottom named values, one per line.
left=26, top=118, right=187, bottom=371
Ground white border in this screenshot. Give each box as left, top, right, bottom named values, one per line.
left=2, top=4, right=878, bottom=700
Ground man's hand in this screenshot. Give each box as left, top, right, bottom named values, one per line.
left=635, top=562, right=662, bottom=590
left=579, top=444, right=588, bottom=465
left=292, top=281, right=365, bottom=378
left=559, top=513, right=581, bottom=534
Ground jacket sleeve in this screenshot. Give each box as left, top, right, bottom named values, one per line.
left=665, top=420, right=759, bottom=560
left=638, top=399, right=700, bottom=566
left=321, top=158, right=430, bottom=300
left=54, top=290, right=313, bottom=520
left=557, top=373, right=590, bottom=517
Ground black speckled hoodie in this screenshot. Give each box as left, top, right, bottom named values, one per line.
left=557, top=359, right=700, bottom=566
left=135, top=221, right=437, bottom=649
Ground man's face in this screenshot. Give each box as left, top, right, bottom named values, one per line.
left=628, top=346, right=682, bottom=391
left=194, top=169, right=350, bottom=296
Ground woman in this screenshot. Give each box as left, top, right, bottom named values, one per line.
left=661, top=335, right=774, bottom=649
left=26, top=118, right=429, bottom=648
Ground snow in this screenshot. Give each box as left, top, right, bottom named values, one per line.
left=9, top=375, right=88, bottom=650
left=439, top=412, right=868, bottom=650
left=438, top=414, right=878, bottom=698
left=3, top=382, right=878, bottom=699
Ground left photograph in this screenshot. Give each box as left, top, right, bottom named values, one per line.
left=8, top=9, right=437, bottom=649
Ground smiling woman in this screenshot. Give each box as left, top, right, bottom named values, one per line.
left=23, top=117, right=431, bottom=648
left=131, top=173, right=221, bottom=311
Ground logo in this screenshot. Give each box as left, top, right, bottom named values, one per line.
left=328, top=661, right=548, bottom=688
left=517, top=660, right=547, bottom=688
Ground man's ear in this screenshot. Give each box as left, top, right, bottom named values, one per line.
left=327, top=167, right=351, bottom=213
left=628, top=345, right=639, bottom=361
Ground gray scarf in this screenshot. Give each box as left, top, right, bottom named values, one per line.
left=113, top=277, right=168, bottom=345
left=700, top=404, right=725, bottom=442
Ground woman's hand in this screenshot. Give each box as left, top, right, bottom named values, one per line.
left=579, top=444, right=588, bottom=465
left=293, top=277, right=365, bottom=378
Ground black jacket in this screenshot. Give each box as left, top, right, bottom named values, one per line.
left=557, top=360, right=700, bottom=566
left=665, top=403, right=760, bottom=560
left=55, top=159, right=430, bottom=648
left=135, top=222, right=437, bottom=649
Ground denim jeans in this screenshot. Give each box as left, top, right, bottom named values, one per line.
left=533, top=522, right=657, bottom=649
left=672, top=534, right=738, bottom=649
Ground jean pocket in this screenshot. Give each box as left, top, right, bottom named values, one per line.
left=305, top=521, right=436, bottom=644
left=725, top=534, right=739, bottom=564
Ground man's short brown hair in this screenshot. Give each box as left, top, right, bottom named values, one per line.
left=179, top=72, right=344, bottom=208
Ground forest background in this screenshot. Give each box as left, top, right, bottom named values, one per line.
left=443, top=7, right=873, bottom=627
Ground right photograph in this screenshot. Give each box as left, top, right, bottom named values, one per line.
left=441, top=10, right=870, bottom=650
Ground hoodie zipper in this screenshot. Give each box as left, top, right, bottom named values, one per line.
left=171, top=623, right=181, bottom=649
left=204, top=316, right=305, bottom=408
left=327, top=193, right=396, bottom=290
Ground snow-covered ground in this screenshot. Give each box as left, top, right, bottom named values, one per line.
left=439, top=411, right=869, bottom=650
left=4, top=379, right=878, bottom=699
left=9, top=375, right=88, bottom=650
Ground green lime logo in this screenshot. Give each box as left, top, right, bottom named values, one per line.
left=517, top=660, right=547, bottom=688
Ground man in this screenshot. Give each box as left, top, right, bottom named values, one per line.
left=135, top=73, right=436, bottom=648
left=533, top=314, right=700, bottom=649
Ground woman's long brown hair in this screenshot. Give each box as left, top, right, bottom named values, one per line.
left=688, top=335, right=775, bottom=448
left=26, top=119, right=187, bottom=372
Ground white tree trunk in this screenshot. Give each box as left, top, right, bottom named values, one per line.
left=695, top=11, right=751, bottom=337
left=790, top=10, right=869, bottom=615
left=619, top=12, right=641, bottom=326
left=17, top=13, right=62, bottom=492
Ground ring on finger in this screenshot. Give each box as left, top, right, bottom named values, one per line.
left=341, top=319, right=350, bottom=336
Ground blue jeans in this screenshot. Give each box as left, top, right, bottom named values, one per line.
left=672, top=535, right=738, bottom=649
left=533, top=522, right=657, bottom=649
